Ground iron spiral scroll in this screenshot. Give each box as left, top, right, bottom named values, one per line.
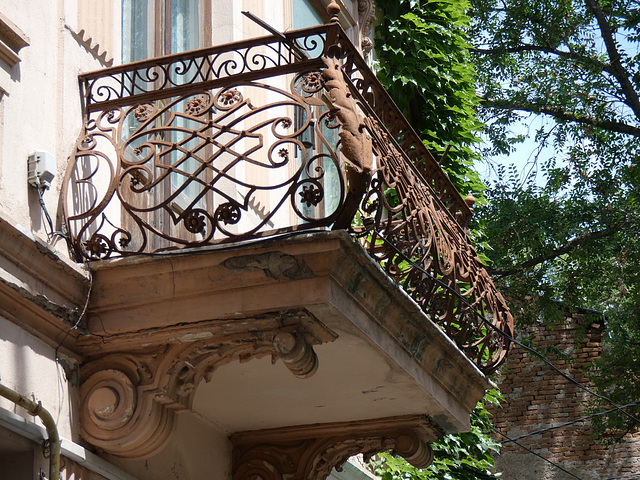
left=65, top=72, right=344, bottom=259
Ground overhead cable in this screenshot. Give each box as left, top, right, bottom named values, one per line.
left=472, top=413, right=585, bottom=480
left=501, top=400, right=640, bottom=444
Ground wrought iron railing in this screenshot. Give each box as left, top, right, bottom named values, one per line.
left=62, top=22, right=513, bottom=373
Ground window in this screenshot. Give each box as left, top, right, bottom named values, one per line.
left=121, top=0, right=206, bottom=247
left=292, top=0, right=325, bottom=29
left=122, top=0, right=204, bottom=209
left=291, top=0, right=342, bottom=219
left=122, top=0, right=201, bottom=63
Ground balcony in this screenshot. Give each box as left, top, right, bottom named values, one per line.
left=62, top=21, right=512, bottom=376
left=52, top=15, right=520, bottom=475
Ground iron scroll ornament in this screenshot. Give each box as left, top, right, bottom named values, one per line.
left=64, top=72, right=346, bottom=259
left=352, top=114, right=513, bottom=373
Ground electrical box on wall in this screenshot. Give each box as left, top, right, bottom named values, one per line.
left=28, top=150, right=55, bottom=190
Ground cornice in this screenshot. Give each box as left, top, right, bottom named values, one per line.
left=0, top=212, right=90, bottom=354
left=0, top=12, right=29, bottom=66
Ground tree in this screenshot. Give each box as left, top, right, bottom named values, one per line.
left=467, top=0, right=640, bottom=437
left=372, top=1, right=504, bottom=478
left=374, top=0, right=485, bottom=196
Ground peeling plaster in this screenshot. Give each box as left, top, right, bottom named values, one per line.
left=0, top=276, right=81, bottom=327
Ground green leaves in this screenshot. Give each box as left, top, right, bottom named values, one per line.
left=369, top=390, right=504, bottom=479
left=375, top=0, right=485, bottom=197
left=372, top=3, right=505, bottom=476
left=469, top=0, right=640, bottom=437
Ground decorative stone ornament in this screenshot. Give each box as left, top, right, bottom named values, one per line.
left=231, top=415, right=439, bottom=480
left=328, top=0, right=341, bottom=23
left=358, top=0, right=376, bottom=59
left=78, top=310, right=334, bottom=458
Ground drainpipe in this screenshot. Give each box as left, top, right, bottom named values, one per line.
left=0, top=382, right=60, bottom=480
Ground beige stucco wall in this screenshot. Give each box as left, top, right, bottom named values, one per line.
left=0, top=315, right=77, bottom=440
left=0, top=0, right=107, bottom=257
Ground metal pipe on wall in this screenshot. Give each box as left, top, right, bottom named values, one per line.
left=0, top=382, right=60, bottom=480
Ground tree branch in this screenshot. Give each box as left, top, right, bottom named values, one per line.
left=471, top=44, right=615, bottom=75
left=489, top=228, right=617, bottom=277
left=481, top=97, right=640, bottom=137
left=584, top=0, right=640, bottom=121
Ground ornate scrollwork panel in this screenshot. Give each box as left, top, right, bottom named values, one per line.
left=351, top=111, right=513, bottom=373
left=64, top=69, right=346, bottom=260
left=81, top=27, right=329, bottom=109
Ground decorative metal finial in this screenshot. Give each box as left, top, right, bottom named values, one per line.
left=327, top=0, right=341, bottom=23
left=464, top=194, right=476, bottom=214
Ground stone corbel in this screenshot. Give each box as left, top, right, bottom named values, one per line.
left=358, top=0, right=376, bottom=61
left=231, top=415, right=440, bottom=480
left=78, top=310, right=335, bottom=458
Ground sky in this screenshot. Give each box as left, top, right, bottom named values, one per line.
left=476, top=113, right=559, bottom=189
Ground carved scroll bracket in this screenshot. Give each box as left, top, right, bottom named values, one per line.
left=78, top=310, right=336, bottom=459
left=358, top=0, right=376, bottom=60
left=231, top=415, right=441, bottom=480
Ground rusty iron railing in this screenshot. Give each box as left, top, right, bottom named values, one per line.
left=62, top=22, right=512, bottom=373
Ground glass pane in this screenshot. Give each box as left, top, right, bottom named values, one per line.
left=168, top=0, right=202, bottom=203
left=171, top=0, right=200, bottom=54
left=122, top=0, right=151, bottom=63
left=292, top=0, right=324, bottom=29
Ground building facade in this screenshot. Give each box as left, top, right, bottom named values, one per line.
left=0, top=1, right=513, bottom=479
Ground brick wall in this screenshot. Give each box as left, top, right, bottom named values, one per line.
left=490, top=312, right=640, bottom=479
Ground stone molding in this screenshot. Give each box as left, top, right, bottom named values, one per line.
left=78, top=310, right=336, bottom=459
left=0, top=12, right=29, bottom=65
left=231, top=415, right=441, bottom=480
left=0, top=212, right=90, bottom=354
left=357, top=0, right=376, bottom=59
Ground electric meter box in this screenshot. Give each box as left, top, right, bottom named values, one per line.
left=28, top=150, right=55, bottom=189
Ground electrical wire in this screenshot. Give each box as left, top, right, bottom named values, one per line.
left=54, top=271, right=93, bottom=360
left=68, top=223, right=639, bottom=429
left=37, top=187, right=55, bottom=240
left=55, top=225, right=637, bottom=477
left=37, top=186, right=71, bottom=244
left=369, top=228, right=640, bottom=479
left=474, top=412, right=586, bottom=480
left=35, top=184, right=93, bottom=359
left=500, top=400, right=640, bottom=445
left=368, top=227, right=640, bottom=427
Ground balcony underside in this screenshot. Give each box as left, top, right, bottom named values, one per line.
left=77, top=231, right=489, bottom=468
